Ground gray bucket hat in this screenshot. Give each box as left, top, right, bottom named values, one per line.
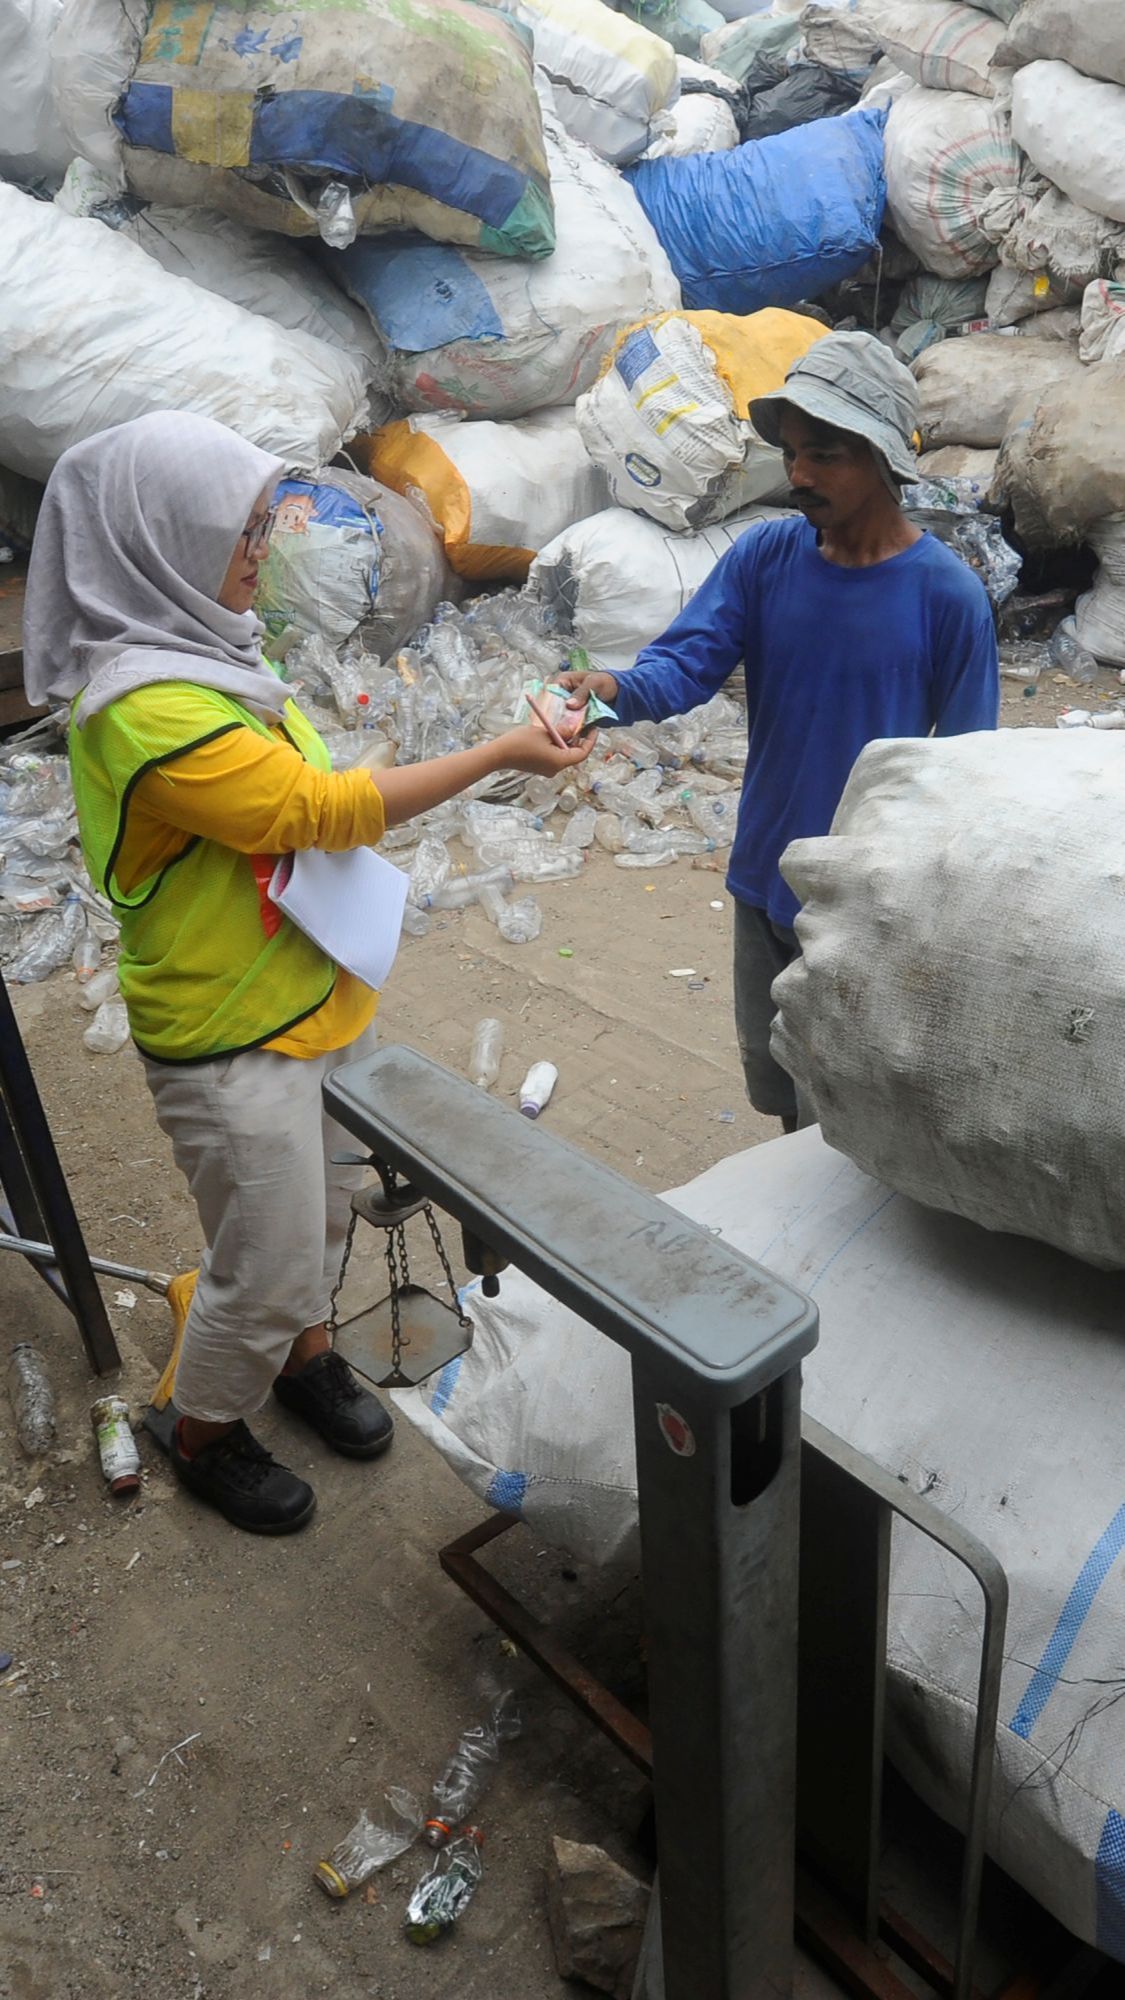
left=749, top=330, right=920, bottom=486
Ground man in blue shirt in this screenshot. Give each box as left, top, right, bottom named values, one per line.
left=562, top=332, right=999, bottom=1130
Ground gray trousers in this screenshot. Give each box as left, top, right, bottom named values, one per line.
left=732, top=898, right=809, bottom=1125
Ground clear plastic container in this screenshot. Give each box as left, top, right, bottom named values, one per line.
left=314, top=1788, right=423, bottom=1899
left=410, top=835, right=453, bottom=905
left=405, top=1829, right=484, bottom=1944
left=1048, top=616, right=1098, bottom=686
left=470, top=1018, right=504, bottom=1089
left=614, top=849, right=678, bottom=869
left=560, top=806, right=597, bottom=851
left=82, top=1000, right=130, bottom=1054
left=7, top=1344, right=56, bottom=1457
left=78, top=967, right=120, bottom=1011
left=684, top=794, right=738, bottom=846
left=424, top=867, right=514, bottom=912
left=425, top=1688, right=521, bottom=1845
left=72, top=930, right=101, bottom=981
left=497, top=896, right=542, bottom=944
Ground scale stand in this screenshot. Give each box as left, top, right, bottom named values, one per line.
left=328, top=1155, right=478, bottom=1390
left=0, top=970, right=119, bottom=1374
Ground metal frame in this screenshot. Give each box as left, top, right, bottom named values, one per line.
left=324, top=1044, right=819, bottom=2000
left=440, top=1414, right=1009, bottom=2000
left=0, top=971, right=119, bottom=1373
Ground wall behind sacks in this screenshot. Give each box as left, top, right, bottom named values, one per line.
left=623, top=104, right=888, bottom=314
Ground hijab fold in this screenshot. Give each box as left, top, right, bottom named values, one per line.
left=23, top=412, right=288, bottom=726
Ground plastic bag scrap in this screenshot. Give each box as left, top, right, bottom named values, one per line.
left=0, top=735, right=119, bottom=984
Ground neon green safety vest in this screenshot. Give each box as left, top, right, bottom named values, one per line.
left=70, top=679, right=337, bottom=1064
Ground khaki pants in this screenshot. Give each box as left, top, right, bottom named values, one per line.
left=143, top=1024, right=378, bottom=1423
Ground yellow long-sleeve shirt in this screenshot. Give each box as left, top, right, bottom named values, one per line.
left=119, top=721, right=386, bottom=1058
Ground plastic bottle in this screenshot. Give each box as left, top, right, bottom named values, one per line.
left=423, top=867, right=514, bottom=912
left=1048, top=616, right=1098, bottom=685
left=72, top=930, right=100, bottom=981
left=560, top=806, right=597, bottom=851
left=497, top=896, right=542, bottom=945
left=405, top=1829, right=485, bottom=1944
left=82, top=1000, right=130, bottom=1053
left=470, top=1018, right=504, bottom=1089
left=410, top=835, right=453, bottom=904
left=7, top=1344, right=57, bottom=1457
left=78, top=966, right=120, bottom=1011
left=400, top=901, right=432, bottom=938
left=684, top=794, right=738, bottom=846
left=519, top=1062, right=558, bottom=1119
left=314, top=1788, right=424, bottom=1899
left=520, top=775, right=564, bottom=815
left=614, top=849, right=678, bottom=869
left=1056, top=708, right=1125, bottom=731
left=424, top=1688, right=522, bottom=1845
left=91, top=1394, right=141, bottom=1494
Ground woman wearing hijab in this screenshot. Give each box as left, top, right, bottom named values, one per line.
left=24, top=412, right=593, bottom=1534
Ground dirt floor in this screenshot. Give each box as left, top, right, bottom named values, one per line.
left=0, top=671, right=1116, bottom=2000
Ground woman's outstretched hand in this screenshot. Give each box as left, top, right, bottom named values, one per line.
left=494, top=723, right=598, bottom=777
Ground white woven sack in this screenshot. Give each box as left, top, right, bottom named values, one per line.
left=1075, top=518, right=1125, bottom=669
left=998, top=0, right=1125, bottom=91
left=866, top=0, right=1004, bottom=96
left=772, top=730, right=1125, bottom=1270
left=1001, top=180, right=1125, bottom=289
left=0, top=0, right=70, bottom=180
left=640, top=57, right=740, bottom=156
left=575, top=316, right=792, bottom=531
left=801, top=0, right=885, bottom=75
left=884, top=85, right=1020, bottom=275
left=0, top=182, right=369, bottom=482
left=1011, top=61, right=1125, bottom=227
left=395, top=1122, right=1125, bottom=1959
left=912, top=332, right=1084, bottom=447
left=529, top=504, right=789, bottom=670
left=1080, top=280, right=1125, bottom=364
left=508, top=0, right=679, bottom=162
left=986, top=263, right=1079, bottom=326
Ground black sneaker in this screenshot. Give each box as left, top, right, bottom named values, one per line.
left=272, top=1350, right=395, bottom=1459
left=170, top=1420, right=316, bottom=1534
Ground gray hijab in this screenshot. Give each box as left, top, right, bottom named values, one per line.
left=23, top=411, right=288, bottom=726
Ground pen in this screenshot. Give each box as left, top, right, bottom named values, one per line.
left=525, top=689, right=570, bottom=751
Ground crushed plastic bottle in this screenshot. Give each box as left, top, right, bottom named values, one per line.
left=82, top=1000, right=130, bottom=1053
left=423, top=867, right=514, bottom=912
left=560, top=806, right=597, bottom=851
left=405, top=1828, right=485, bottom=1944
left=314, top=1787, right=424, bottom=1899
left=1048, top=617, right=1099, bottom=685
left=684, top=793, right=738, bottom=846
left=497, top=896, right=542, bottom=945
left=316, top=180, right=358, bottom=250
left=78, top=967, right=120, bottom=1011
left=475, top=839, right=583, bottom=885
left=72, top=930, right=100, bottom=981
left=519, top=1062, right=557, bottom=1119
left=470, top=1018, right=504, bottom=1090
left=614, top=849, right=678, bottom=869
left=425, top=1687, right=522, bottom=1845
left=410, top=836, right=453, bottom=905
left=7, top=896, right=87, bottom=984
left=7, top=1344, right=57, bottom=1457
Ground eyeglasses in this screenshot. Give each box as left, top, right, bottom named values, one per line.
left=240, top=504, right=278, bottom=558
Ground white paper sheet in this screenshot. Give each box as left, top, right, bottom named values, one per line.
left=268, top=845, right=409, bottom=992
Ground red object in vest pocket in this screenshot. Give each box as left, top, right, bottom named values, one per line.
left=250, top=852, right=287, bottom=939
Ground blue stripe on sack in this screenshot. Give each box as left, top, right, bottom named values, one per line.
left=486, top=1468, right=528, bottom=1514
left=1096, top=1810, right=1125, bottom=1959
left=1009, top=1505, right=1125, bottom=1740
left=326, top=239, right=503, bottom=352
left=248, top=90, right=533, bottom=228
left=116, top=81, right=176, bottom=155
left=428, top=1354, right=464, bottom=1420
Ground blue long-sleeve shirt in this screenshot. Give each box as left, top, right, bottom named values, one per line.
left=611, top=516, right=1000, bottom=927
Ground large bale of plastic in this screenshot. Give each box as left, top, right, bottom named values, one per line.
left=624, top=105, right=888, bottom=314
left=54, top=160, right=386, bottom=378
left=622, top=0, right=725, bottom=62
left=912, top=332, right=1084, bottom=447
left=985, top=263, right=1079, bottom=326
left=369, top=411, right=609, bottom=584
left=889, top=271, right=989, bottom=357
left=639, top=57, right=741, bottom=156
left=529, top=503, right=789, bottom=670
left=1000, top=181, right=1125, bottom=291
left=990, top=360, right=1125, bottom=544
left=771, top=731, right=1125, bottom=1270
left=575, top=308, right=827, bottom=529
left=884, top=86, right=1019, bottom=274
left=51, top=0, right=554, bottom=255
left=800, top=1, right=885, bottom=75
left=1075, top=520, right=1125, bottom=670
left=699, top=9, right=800, bottom=80
left=916, top=443, right=997, bottom=482
left=0, top=0, right=70, bottom=181
left=325, top=110, right=680, bottom=419
left=254, top=469, right=455, bottom=657
left=1080, top=279, right=1125, bottom=364
left=866, top=0, right=1004, bottom=95
left=1010, top=62, right=1125, bottom=227
left=0, top=183, right=369, bottom=482
left=504, top=0, right=679, bottom=162
left=997, top=0, right=1125, bottom=91
left=394, top=1119, right=1125, bottom=1964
